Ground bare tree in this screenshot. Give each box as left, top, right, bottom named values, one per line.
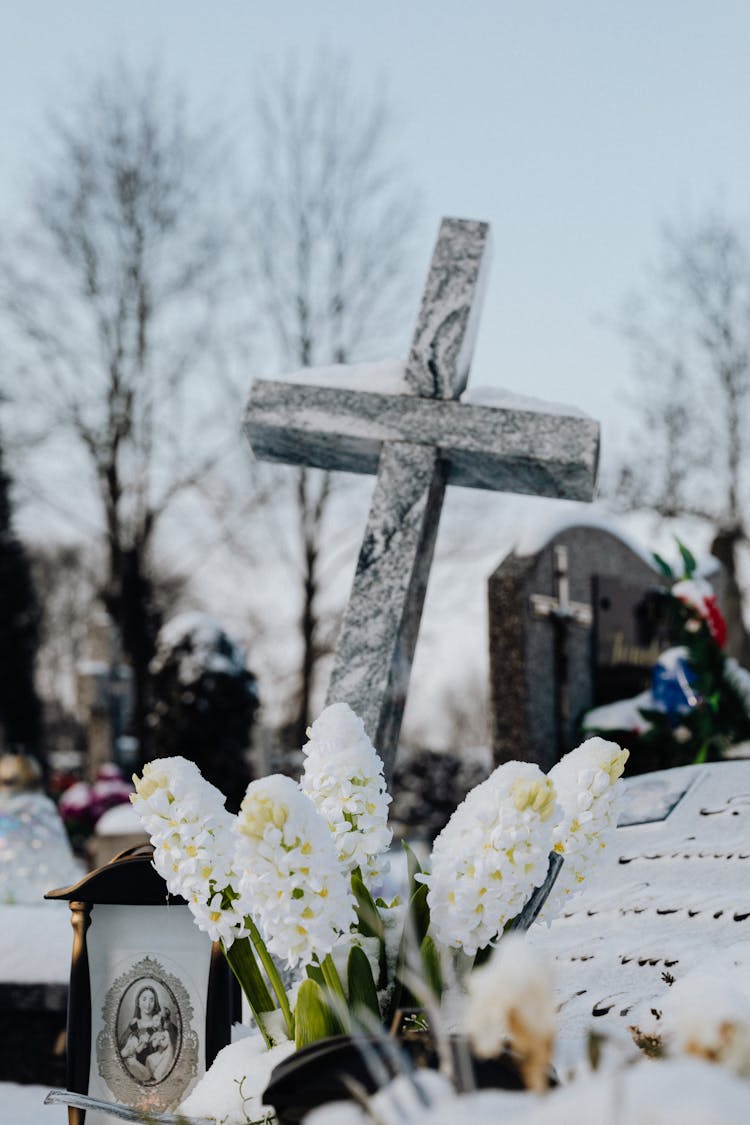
left=610, top=213, right=750, bottom=653
left=1, top=61, right=241, bottom=762
left=245, top=56, right=419, bottom=748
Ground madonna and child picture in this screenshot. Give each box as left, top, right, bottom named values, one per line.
left=96, top=952, right=201, bottom=1110
left=116, top=977, right=181, bottom=1085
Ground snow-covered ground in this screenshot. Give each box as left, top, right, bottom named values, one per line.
left=0, top=903, right=72, bottom=984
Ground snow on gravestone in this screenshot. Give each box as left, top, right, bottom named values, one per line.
left=244, top=217, right=600, bottom=780
left=527, top=759, right=750, bottom=1045
left=488, top=522, right=733, bottom=772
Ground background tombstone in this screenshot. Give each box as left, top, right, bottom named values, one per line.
left=488, top=522, right=735, bottom=772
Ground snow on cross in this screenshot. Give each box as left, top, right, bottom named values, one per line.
left=244, top=217, right=600, bottom=780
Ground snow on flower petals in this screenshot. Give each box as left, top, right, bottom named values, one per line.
left=543, top=736, right=628, bottom=917
left=235, top=774, right=356, bottom=969
left=672, top=578, right=727, bottom=648
left=131, top=756, right=245, bottom=947
left=463, top=934, right=556, bottom=1086
left=421, top=761, right=558, bottom=957
left=300, top=702, right=392, bottom=879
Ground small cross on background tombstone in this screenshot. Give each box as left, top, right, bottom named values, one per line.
left=245, top=217, right=600, bottom=781
left=530, top=544, right=594, bottom=758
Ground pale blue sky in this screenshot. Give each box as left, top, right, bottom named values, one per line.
left=2, top=1, right=749, bottom=447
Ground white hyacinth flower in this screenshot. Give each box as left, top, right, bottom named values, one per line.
left=131, top=756, right=246, bottom=948
left=463, top=934, right=556, bottom=1092
left=542, top=736, right=628, bottom=918
left=422, top=761, right=558, bottom=956
left=235, top=773, right=356, bottom=970
left=300, top=702, right=392, bottom=880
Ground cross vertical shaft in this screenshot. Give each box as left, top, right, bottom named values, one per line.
left=325, top=443, right=447, bottom=766
left=323, top=220, right=491, bottom=778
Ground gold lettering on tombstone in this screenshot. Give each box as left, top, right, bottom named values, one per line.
left=610, top=631, right=661, bottom=668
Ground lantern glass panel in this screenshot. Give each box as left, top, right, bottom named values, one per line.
left=85, top=904, right=210, bottom=1123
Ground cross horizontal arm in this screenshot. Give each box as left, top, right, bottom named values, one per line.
left=244, top=380, right=600, bottom=501
left=529, top=593, right=593, bottom=627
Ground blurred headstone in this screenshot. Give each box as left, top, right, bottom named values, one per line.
left=488, top=523, right=735, bottom=771
left=87, top=801, right=148, bottom=868
left=0, top=752, right=83, bottom=1085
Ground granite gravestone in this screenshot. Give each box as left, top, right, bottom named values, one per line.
left=244, top=217, right=600, bottom=780
left=488, top=524, right=674, bottom=772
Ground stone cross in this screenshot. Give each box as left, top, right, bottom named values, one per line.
left=244, top=218, right=600, bottom=780
left=530, top=544, right=593, bottom=758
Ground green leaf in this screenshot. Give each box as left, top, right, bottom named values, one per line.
left=223, top=935, right=274, bottom=1014
left=351, top=870, right=386, bottom=986
left=693, top=742, right=709, bottom=765
left=652, top=551, right=674, bottom=579
left=320, top=952, right=347, bottom=1005
left=347, top=945, right=380, bottom=1020
left=419, top=933, right=443, bottom=997
left=351, top=871, right=384, bottom=940
left=305, top=963, right=325, bottom=988
left=389, top=882, right=432, bottom=1017
left=676, top=539, right=697, bottom=579
left=402, top=841, right=423, bottom=897
left=409, top=881, right=430, bottom=947
left=293, top=979, right=340, bottom=1049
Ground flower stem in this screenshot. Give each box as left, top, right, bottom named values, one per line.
left=246, top=917, right=295, bottom=1040
left=222, top=937, right=275, bottom=1049
left=320, top=953, right=350, bottom=1032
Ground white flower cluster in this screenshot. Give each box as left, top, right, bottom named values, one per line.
left=423, top=761, right=558, bottom=956
left=131, top=757, right=246, bottom=947
left=235, top=774, right=356, bottom=970
left=301, top=702, right=392, bottom=880
left=544, top=736, right=629, bottom=915
left=132, top=720, right=628, bottom=989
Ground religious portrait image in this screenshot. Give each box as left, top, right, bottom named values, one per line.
left=116, top=976, right=181, bottom=1085
left=96, top=955, right=199, bottom=1112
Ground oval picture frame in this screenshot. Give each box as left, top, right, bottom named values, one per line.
left=96, top=954, right=199, bottom=1113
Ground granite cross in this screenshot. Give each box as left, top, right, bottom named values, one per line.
left=244, top=217, right=600, bottom=781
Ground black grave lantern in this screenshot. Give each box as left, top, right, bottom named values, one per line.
left=46, top=845, right=234, bottom=1124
